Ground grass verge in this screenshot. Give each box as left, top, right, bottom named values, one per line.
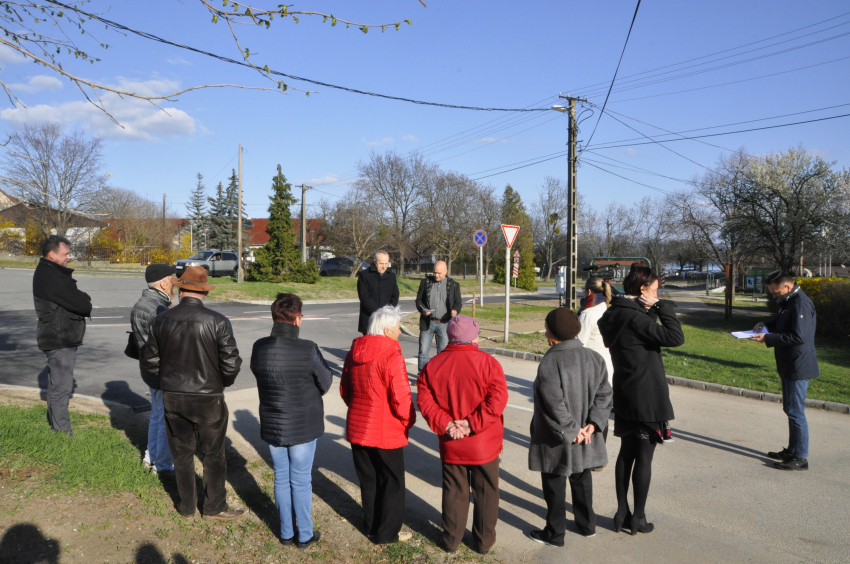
left=489, top=311, right=850, bottom=404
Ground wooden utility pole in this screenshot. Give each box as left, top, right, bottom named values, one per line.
left=298, top=184, right=312, bottom=263
left=558, top=95, right=587, bottom=310
left=724, top=263, right=733, bottom=319
left=237, top=144, right=244, bottom=283
left=162, top=193, right=167, bottom=249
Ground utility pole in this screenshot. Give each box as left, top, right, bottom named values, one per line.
left=237, top=144, right=244, bottom=283
left=297, top=184, right=312, bottom=263
left=555, top=95, right=587, bottom=310
left=162, top=193, right=167, bottom=250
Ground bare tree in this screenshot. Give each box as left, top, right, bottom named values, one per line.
left=633, top=196, right=676, bottom=272
left=1, top=123, right=107, bottom=237
left=355, top=151, right=435, bottom=273
left=531, top=176, right=569, bottom=279
left=469, top=183, right=501, bottom=282
left=420, top=171, right=476, bottom=272
left=91, top=187, right=181, bottom=249
left=318, top=188, right=385, bottom=278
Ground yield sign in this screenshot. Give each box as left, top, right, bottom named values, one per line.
left=501, top=224, right=520, bottom=248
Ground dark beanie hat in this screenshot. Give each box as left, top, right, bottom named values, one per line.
left=145, top=263, right=176, bottom=283
left=545, top=307, right=582, bottom=341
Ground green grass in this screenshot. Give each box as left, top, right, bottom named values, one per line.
left=696, top=297, right=771, bottom=311
left=209, top=274, right=533, bottom=303
left=471, top=302, right=553, bottom=324
left=0, top=405, right=161, bottom=498
left=489, top=311, right=850, bottom=404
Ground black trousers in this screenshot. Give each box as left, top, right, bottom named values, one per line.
left=441, top=458, right=499, bottom=552
left=351, top=444, right=405, bottom=543
left=163, top=393, right=229, bottom=516
left=541, top=469, right=595, bottom=542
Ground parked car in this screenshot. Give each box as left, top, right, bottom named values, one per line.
left=319, top=256, right=369, bottom=277
left=174, top=250, right=239, bottom=278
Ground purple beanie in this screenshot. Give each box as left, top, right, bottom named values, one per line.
left=447, top=315, right=480, bottom=343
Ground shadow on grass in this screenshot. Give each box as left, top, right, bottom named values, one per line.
left=664, top=349, right=763, bottom=370
left=134, top=543, right=190, bottom=564
left=0, top=523, right=60, bottom=564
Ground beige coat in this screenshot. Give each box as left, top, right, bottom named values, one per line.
left=577, top=301, right=614, bottom=385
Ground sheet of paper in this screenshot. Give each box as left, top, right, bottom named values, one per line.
left=731, top=328, right=769, bottom=339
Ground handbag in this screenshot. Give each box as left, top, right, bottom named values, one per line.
left=124, top=331, right=139, bottom=360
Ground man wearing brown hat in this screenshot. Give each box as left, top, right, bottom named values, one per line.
left=416, top=315, right=508, bottom=555
left=141, top=266, right=244, bottom=519
left=131, top=264, right=176, bottom=474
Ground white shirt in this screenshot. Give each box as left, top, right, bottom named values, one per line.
left=577, top=301, right=614, bottom=385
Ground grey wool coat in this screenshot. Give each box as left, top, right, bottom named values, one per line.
left=528, top=339, right=613, bottom=476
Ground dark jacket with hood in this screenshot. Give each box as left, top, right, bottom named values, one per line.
left=32, top=258, right=92, bottom=351
left=597, top=297, right=684, bottom=423
left=414, top=275, right=463, bottom=331
left=356, top=265, right=400, bottom=334
left=141, top=297, right=241, bottom=393
left=251, top=322, right=334, bottom=447
left=764, top=285, right=819, bottom=381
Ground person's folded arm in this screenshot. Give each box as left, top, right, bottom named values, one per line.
left=218, top=319, right=242, bottom=387
left=311, top=344, right=334, bottom=395
left=415, top=368, right=453, bottom=435
left=466, top=359, right=509, bottom=435
left=357, top=275, right=380, bottom=314
left=633, top=302, right=685, bottom=347
left=49, top=276, right=92, bottom=317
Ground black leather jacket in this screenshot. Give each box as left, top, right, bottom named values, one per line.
left=141, top=297, right=241, bottom=393
left=414, top=275, right=462, bottom=331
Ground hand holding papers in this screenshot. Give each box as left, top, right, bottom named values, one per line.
left=731, top=327, right=769, bottom=339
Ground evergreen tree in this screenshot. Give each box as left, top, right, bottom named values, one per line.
left=207, top=181, right=235, bottom=250
left=247, top=165, right=319, bottom=283
left=494, top=184, right=537, bottom=291
left=186, top=173, right=208, bottom=251
left=224, top=168, right=252, bottom=247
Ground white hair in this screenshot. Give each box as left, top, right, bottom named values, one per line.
left=374, top=250, right=389, bottom=261
left=148, top=281, right=162, bottom=289
left=367, top=305, right=402, bottom=336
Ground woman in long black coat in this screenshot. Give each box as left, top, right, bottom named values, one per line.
left=598, top=264, right=684, bottom=535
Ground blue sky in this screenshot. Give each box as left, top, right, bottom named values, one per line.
left=1, top=0, right=848, bottom=220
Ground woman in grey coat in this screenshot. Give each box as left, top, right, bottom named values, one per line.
left=527, top=308, right=613, bottom=546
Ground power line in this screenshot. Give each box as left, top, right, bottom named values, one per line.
left=49, top=1, right=549, bottom=113
left=581, top=153, right=694, bottom=185
left=584, top=0, right=642, bottom=149
left=581, top=161, right=673, bottom=195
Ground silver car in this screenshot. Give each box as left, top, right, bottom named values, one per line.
left=174, top=250, right=239, bottom=278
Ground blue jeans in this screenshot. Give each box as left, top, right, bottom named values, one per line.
left=781, top=379, right=809, bottom=459
left=144, top=388, right=174, bottom=471
left=269, top=440, right=317, bottom=542
left=418, top=319, right=448, bottom=372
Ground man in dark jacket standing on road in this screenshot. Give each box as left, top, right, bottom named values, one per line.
left=751, top=271, right=819, bottom=471
left=131, top=264, right=176, bottom=474
left=415, top=261, right=462, bottom=372
left=357, top=251, right=399, bottom=335
left=142, top=266, right=243, bottom=519
left=32, top=235, right=92, bottom=435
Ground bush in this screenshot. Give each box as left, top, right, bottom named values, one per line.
left=796, top=277, right=850, bottom=341
left=287, top=261, right=321, bottom=284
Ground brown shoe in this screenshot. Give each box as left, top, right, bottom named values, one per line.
left=203, top=508, right=245, bottom=520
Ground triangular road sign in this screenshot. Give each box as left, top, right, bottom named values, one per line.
left=501, top=224, right=520, bottom=248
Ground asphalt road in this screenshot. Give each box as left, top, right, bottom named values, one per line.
left=0, top=267, right=557, bottom=407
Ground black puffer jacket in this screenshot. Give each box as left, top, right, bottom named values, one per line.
left=356, top=266, right=400, bottom=334
left=764, top=285, right=819, bottom=381
left=32, top=258, right=92, bottom=351
left=141, top=297, right=241, bottom=393
left=250, top=323, right=334, bottom=446
left=597, top=297, right=684, bottom=423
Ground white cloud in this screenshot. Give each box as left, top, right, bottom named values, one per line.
left=808, top=148, right=834, bottom=158
left=364, top=137, right=394, bottom=146
left=402, top=134, right=418, bottom=142
left=9, top=75, right=63, bottom=93
left=308, top=173, right=341, bottom=185
left=0, top=45, right=26, bottom=64
left=475, top=137, right=510, bottom=144
left=615, top=148, right=645, bottom=157
left=0, top=77, right=196, bottom=140
left=167, top=57, right=191, bottom=65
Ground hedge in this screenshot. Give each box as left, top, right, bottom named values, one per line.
left=796, top=277, right=850, bottom=342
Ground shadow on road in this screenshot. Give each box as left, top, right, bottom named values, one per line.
left=671, top=428, right=772, bottom=462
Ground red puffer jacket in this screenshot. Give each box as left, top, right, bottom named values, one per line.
left=416, top=343, right=508, bottom=465
left=340, top=334, right=416, bottom=449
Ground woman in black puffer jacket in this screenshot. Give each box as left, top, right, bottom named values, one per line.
left=251, top=293, right=334, bottom=548
left=598, top=264, right=684, bottom=536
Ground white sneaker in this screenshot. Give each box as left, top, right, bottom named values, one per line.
left=397, top=532, right=413, bottom=543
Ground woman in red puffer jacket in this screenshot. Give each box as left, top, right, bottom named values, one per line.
left=340, top=305, right=416, bottom=545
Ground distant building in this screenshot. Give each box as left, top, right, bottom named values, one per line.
left=245, top=218, right=331, bottom=259
left=0, top=202, right=105, bottom=247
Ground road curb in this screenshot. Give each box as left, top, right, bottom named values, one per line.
left=242, top=291, right=540, bottom=307
left=0, top=384, right=148, bottom=411
left=479, top=348, right=850, bottom=415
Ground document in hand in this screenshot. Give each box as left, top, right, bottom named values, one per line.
left=731, top=328, right=770, bottom=339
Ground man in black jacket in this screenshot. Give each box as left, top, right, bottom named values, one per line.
left=751, top=271, right=819, bottom=471
left=142, top=266, right=243, bottom=519
left=357, top=251, right=399, bottom=335
left=32, top=235, right=92, bottom=435
left=415, top=261, right=462, bottom=372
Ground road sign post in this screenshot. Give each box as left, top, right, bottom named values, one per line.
left=501, top=225, right=520, bottom=343
left=473, top=230, right=487, bottom=307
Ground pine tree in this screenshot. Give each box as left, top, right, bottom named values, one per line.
left=247, top=165, right=319, bottom=283
left=207, top=181, right=234, bottom=250
left=224, top=169, right=252, bottom=247
left=186, top=173, right=208, bottom=251
left=494, top=184, right=537, bottom=291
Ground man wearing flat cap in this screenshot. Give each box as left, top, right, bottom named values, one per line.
left=416, top=315, right=508, bottom=555
left=131, top=263, right=177, bottom=474
left=142, top=266, right=244, bottom=519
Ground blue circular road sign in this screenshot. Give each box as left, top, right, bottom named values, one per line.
left=473, top=230, right=488, bottom=247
